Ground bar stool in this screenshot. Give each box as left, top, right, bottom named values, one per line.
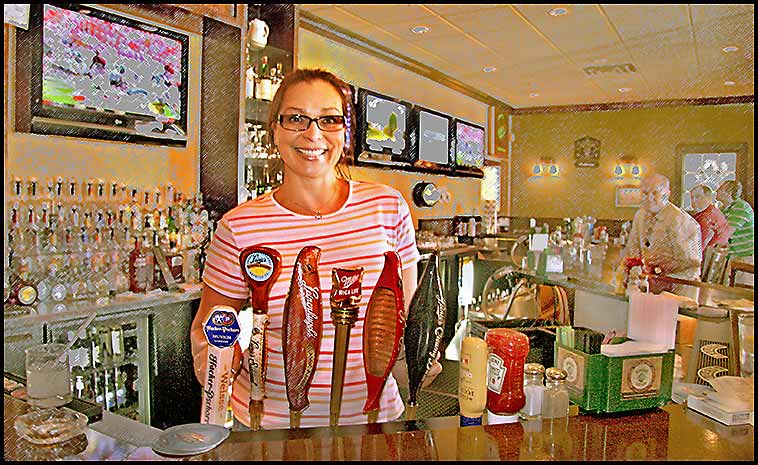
left=700, top=245, right=731, bottom=285
left=728, top=259, right=754, bottom=289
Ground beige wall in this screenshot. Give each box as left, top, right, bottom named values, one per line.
left=5, top=31, right=202, bottom=198
left=298, top=29, right=488, bottom=226
left=510, top=103, right=754, bottom=220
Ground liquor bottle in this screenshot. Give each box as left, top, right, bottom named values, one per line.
left=110, top=326, right=125, bottom=365
left=89, top=326, right=102, bottom=370
left=36, top=262, right=53, bottom=303
left=167, top=206, right=177, bottom=236
left=49, top=260, right=68, bottom=302
left=69, top=259, right=89, bottom=302
left=114, top=366, right=127, bottom=410
left=108, top=250, right=130, bottom=296
left=181, top=232, right=200, bottom=285
left=67, top=330, right=85, bottom=398
left=253, top=61, right=263, bottom=100
left=270, top=62, right=281, bottom=97
left=245, top=64, right=256, bottom=98
left=257, top=164, right=270, bottom=196
left=104, top=368, right=117, bottom=411
left=259, top=55, right=272, bottom=100
left=144, top=233, right=156, bottom=291
left=128, top=237, right=149, bottom=293
left=94, top=263, right=111, bottom=303
left=93, top=369, right=105, bottom=407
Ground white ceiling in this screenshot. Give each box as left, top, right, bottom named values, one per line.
left=299, top=4, right=755, bottom=108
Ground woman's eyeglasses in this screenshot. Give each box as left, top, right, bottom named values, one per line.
left=278, top=114, right=346, bottom=132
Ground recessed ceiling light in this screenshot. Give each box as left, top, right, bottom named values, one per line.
left=724, top=81, right=736, bottom=86
left=722, top=45, right=739, bottom=53
left=618, top=87, right=632, bottom=93
left=548, top=7, right=569, bottom=16
left=411, top=25, right=430, bottom=34
left=529, top=92, right=540, bottom=98
left=482, top=66, right=497, bottom=73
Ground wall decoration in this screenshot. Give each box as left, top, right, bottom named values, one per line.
left=574, top=136, right=600, bottom=168
left=615, top=186, right=642, bottom=208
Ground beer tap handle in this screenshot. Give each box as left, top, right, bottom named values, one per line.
left=239, top=245, right=282, bottom=431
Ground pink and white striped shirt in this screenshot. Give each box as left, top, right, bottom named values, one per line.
left=202, top=180, right=420, bottom=429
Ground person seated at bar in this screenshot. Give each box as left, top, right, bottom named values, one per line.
left=190, top=68, right=441, bottom=432
left=716, top=180, right=754, bottom=285
left=620, top=173, right=702, bottom=291
left=689, top=184, right=733, bottom=259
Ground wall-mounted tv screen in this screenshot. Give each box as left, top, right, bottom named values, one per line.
left=413, top=106, right=453, bottom=168
left=26, top=4, right=189, bottom=146
left=454, top=119, right=485, bottom=171
left=356, top=88, right=413, bottom=165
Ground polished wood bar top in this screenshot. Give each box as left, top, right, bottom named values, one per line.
left=5, top=394, right=753, bottom=461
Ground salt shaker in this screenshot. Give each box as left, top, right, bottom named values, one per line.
left=519, top=363, right=545, bottom=420
left=541, top=367, right=569, bottom=419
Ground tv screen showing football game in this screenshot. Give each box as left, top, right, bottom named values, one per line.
left=455, top=120, right=485, bottom=169
left=41, top=4, right=186, bottom=123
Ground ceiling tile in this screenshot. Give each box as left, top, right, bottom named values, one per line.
left=690, top=4, right=755, bottom=25
left=371, top=15, right=462, bottom=42
left=413, top=35, right=502, bottom=68
left=514, top=4, right=619, bottom=55
left=601, top=4, right=690, bottom=43
left=441, top=6, right=524, bottom=34
left=424, top=4, right=501, bottom=17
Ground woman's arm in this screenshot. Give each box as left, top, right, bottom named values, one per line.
left=190, top=284, right=247, bottom=385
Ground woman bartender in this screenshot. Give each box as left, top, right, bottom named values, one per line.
left=190, top=68, right=441, bottom=430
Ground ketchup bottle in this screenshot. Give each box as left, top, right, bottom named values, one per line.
left=485, top=328, right=529, bottom=420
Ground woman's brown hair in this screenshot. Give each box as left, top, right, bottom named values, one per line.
left=267, top=68, right=355, bottom=179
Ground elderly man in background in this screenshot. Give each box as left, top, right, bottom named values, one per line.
left=716, top=180, right=754, bottom=286
left=621, top=173, right=702, bottom=290
left=690, top=184, right=733, bottom=259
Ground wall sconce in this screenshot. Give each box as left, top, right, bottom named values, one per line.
left=613, top=155, right=641, bottom=179
left=532, top=157, right=559, bottom=177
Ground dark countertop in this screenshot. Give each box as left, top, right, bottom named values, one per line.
left=4, top=394, right=753, bottom=461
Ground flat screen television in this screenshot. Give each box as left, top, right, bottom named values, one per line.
left=411, top=106, right=454, bottom=170
left=355, top=87, right=413, bottom=166
left=25, top=4, right=189, bottom=146
left=454, top=119, right=485, bottom=174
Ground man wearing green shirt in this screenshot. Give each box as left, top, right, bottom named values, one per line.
left=716, top=180, right=754, bottom=286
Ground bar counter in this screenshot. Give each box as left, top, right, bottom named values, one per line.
left=5, top=394, right=753, bottom=461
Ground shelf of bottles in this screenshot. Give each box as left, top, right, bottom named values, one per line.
left=244, top=45, right=290, bottom=114
left=241, top=123, right=283, bottom=201
left=5, top=176, right=213, bottom=309
left=240, top=43, right=290, bottom=203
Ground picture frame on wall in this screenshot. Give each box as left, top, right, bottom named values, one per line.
left=615, top=186, right=642, bottom=208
